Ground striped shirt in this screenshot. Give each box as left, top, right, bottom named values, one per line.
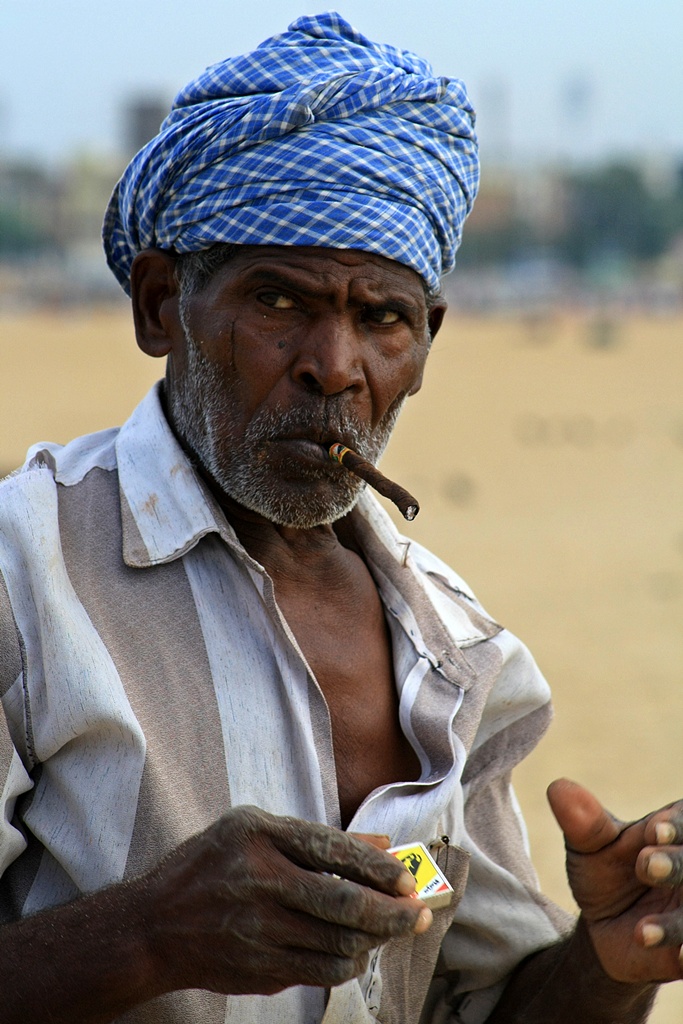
left=0, top=383, right=572, bottom=1023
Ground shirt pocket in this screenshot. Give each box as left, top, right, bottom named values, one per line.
left=373, top=839, right=471, bottom=1024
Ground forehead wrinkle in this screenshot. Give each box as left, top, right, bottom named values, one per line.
left=235, top=267, right=324, bottom=301
left=232, top=261, right=426, bottom=316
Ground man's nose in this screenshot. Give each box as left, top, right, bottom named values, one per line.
left=291, top=319, right=365, bottom=397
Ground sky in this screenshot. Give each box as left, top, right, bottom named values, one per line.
left=1, top=0, right=682, bottom=170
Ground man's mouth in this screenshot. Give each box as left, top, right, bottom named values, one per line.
left=269, top=430, right=366, bottom=466
left=272, top=436, right=330, bottom=463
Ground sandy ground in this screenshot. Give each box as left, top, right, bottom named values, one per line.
left=1, top=307, right=682, bottom=1019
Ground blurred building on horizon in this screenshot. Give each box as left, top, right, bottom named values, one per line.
left=1, top=92, right=683, bottom=313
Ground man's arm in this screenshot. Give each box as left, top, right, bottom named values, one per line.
left=0, top=806, right=430, bottom=1024
left=487, top=919, right=657, bottom=1023
left=488, top=778, right=683, bottom=1023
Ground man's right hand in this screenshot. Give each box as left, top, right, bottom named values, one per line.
left=144, top=805, right=432, bottom=996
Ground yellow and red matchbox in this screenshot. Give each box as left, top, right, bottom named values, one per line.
left=388, top=842, right=453, bottom=910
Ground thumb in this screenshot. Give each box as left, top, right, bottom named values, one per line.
left=547, top=778, right=622, bottom=853
left=350, top=833, right=392, bottom=851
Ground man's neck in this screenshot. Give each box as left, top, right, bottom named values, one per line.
left=219, top=497, right=362, bottom=586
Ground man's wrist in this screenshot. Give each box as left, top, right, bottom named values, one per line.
left=572, top=915, right=659, bottom=1011
left=488, top=916, right=658, bottom=1024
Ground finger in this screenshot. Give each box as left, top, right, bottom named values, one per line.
left=636, top=846, right=683, bottom=888
left=638, top=914, right=683, bottom=953
left=239, top=900, right=378, bottom=962
left=277, top=866, right=429, bottom=938
left=644, top=805, right=683, bottom=847
left=279, top=949, right=370, bottom=989
left=547, top=779, right=622, bottom=853
left=244, top=946, right=369, bottom=992
left=351, top=833, right=392, bottom=851
left=262, top=905, right=405, bottom=961
left=269, top=815, right=415, bottom=896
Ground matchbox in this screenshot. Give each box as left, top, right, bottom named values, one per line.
left=389, top=842, right=453, bottom=910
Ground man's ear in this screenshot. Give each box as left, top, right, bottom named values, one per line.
left=407, top=300, right=448, bottom=397
left=130, top=249, right=182, bottom=358
left=427, top=301, right=447, bottom=342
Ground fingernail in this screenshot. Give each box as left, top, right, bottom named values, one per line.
left=656, top=822, right=676, bottom=845
left=414, top=907, right=433, bottom=933
left=648, top=852, right=674, bottom=880
left=396, top=871, right=417, bottom=896
left=642, top=924, right=665, bottom=947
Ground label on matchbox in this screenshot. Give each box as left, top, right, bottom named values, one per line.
left=388, top=842, right=453, bottom=910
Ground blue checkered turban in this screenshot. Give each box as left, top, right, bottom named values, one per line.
left=103, top=12, right=479, bottom=295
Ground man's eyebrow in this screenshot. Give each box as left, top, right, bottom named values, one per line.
left=238, top=268, right=322, bottom=298
left=240, top=268, right=423, bottom=313
left=365, top=297, right=420, bottom=317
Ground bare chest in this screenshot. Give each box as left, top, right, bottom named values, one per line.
left=274, top=567, right=421, bottom=829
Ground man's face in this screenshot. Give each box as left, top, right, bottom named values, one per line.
left=165, top=245, right=436, bottom=528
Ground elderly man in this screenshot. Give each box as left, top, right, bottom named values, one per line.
left=0, top=13, right=681, bottom=1024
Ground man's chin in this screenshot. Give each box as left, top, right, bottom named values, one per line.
left=223, top=476, right=364, bottom=529
left=242, top=492, right=361, bottom=529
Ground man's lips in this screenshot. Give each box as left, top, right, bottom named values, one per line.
left=268, top=433, right=364, bottom=465
left=271, top=437, right=330, bottom=464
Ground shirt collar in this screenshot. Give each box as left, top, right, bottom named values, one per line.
left=116, top=385, right=501, bottom=683
left=116, top=383, right=229, bottom=568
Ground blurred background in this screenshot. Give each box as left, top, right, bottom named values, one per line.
left=1, top=2, right=682, bottom=1016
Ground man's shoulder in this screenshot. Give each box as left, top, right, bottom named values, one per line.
left=407, top=537, right=504, bottom=625
left=0, top=383, right=168, bottom=500
left=408, top=539, right=478, bottom=602
left=1, top=421, right=119, bottom=485
left=14, top=426, right=120, bottom=487
left=0, top=426, right=121, bottom=563
left=354, top=493, right=501, bottom=640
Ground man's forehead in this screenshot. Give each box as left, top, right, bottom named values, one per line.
left=205, top=244, right=429, bottom=297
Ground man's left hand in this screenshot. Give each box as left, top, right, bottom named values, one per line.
left=548, top=778, right=683, bottom=983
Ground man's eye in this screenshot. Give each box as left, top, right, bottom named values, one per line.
left=365, top=308, right=401, bottom=325
left=260, top=292, right=296, bottom=309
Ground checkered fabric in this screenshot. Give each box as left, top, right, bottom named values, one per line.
left=103, top=12, right=479, bottom=295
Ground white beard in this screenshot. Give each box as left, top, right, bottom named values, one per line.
left=167, top=323, right=404, bottom=529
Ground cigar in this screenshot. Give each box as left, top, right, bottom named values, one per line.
left=328, top=443, right=420, bottom=521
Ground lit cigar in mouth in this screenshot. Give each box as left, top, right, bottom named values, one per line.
left=328, top=443, right=420, bottom=521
